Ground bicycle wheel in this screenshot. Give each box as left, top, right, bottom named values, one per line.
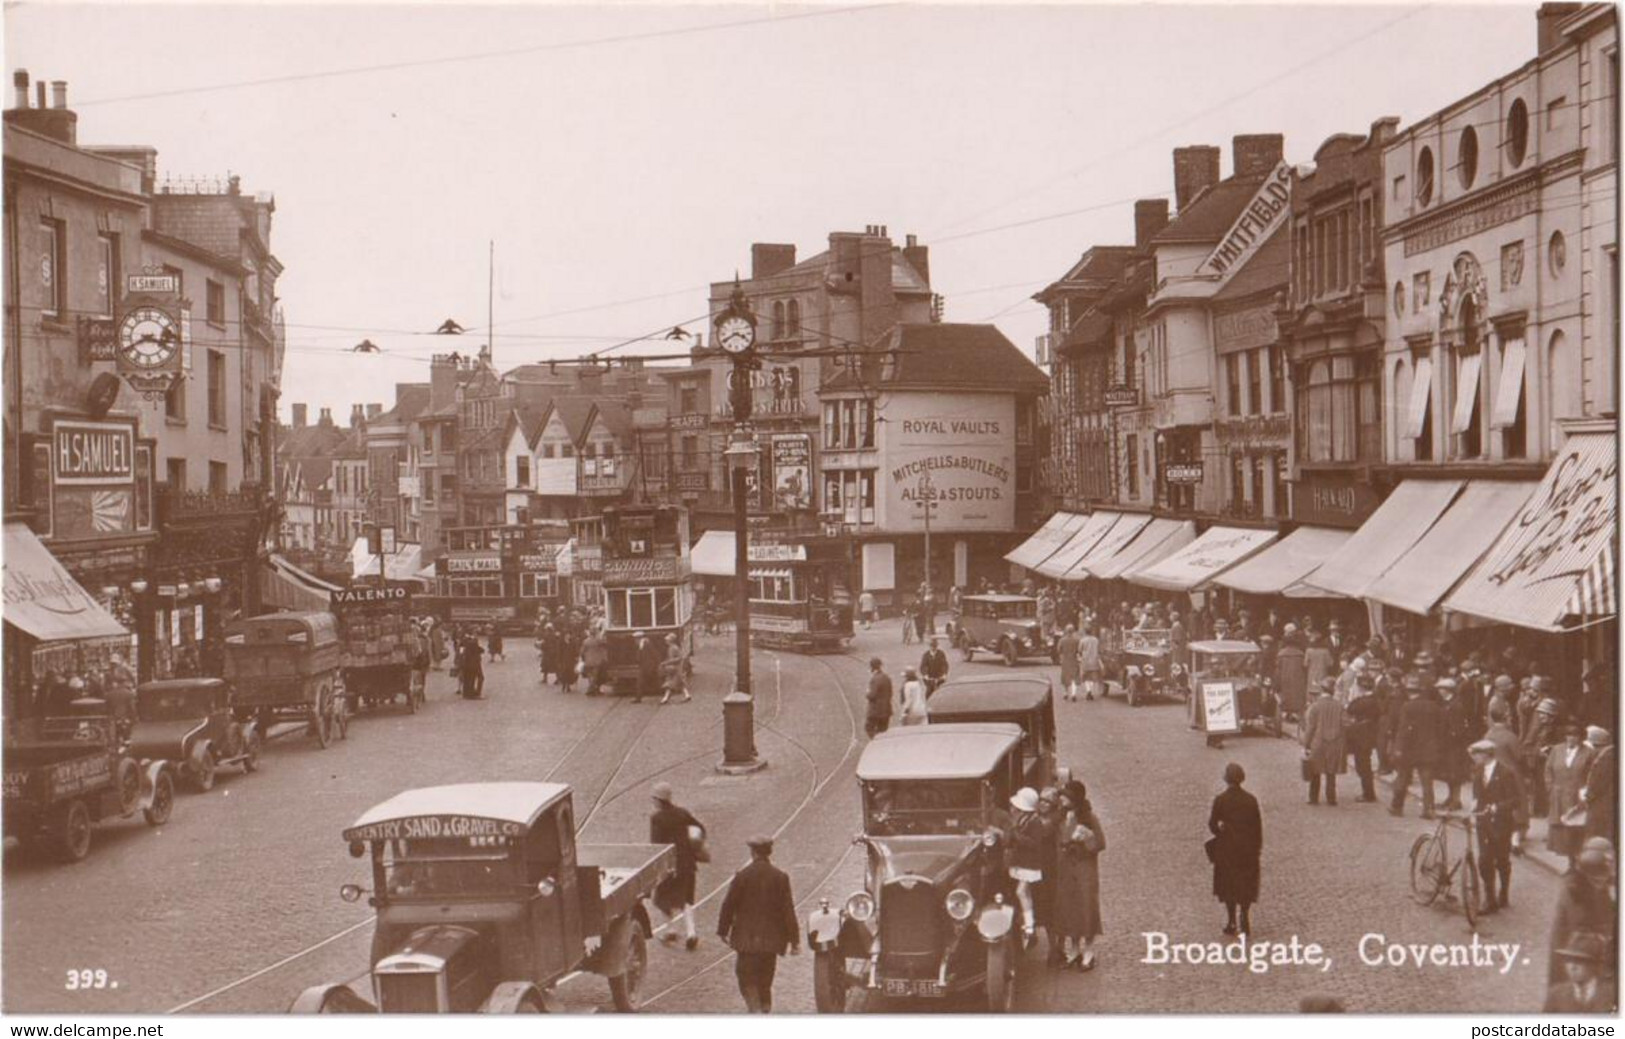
left=1460, top=849, right=1480, bottom=928
left=1409, top=833, right=1447, bottom=906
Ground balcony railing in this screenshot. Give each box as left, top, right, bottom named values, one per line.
left=160, top=485, right=266, bottom=523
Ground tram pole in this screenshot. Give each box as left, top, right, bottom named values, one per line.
left=717, top=281, right=766, bottom=774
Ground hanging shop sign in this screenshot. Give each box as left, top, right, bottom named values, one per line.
left=1104, top=385, right=1141, bottom=409
left=675, top=472, right=709, bottom=493
left=1163, top=462, right=1205, bottom=484
left=115, top=278, right=187, bottom=400
left=78, top=317, right=118, bottom=363
left=47, top=419, right=142, bottom=541
left=518, top=552, right=559, bottom=572
left=770, top=434, right=812, bottom=511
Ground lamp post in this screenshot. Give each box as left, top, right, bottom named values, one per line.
left=916, top=471, right=937, bottom=601
left=716, top=282, right=765, bottom=774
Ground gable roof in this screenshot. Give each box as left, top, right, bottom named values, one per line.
left=551, top=398, right=594, bottom=442
left=1153, top=173, right=1271, bottom=246
left=373, top=383, right=431, bottom=425
left=278, top=421, right=346, bottom=460
left=592, top=400, right=633, bottom=443
left=514, top=401, right=551, bottom=450
left=1034, top=245, right=1136, bottom=304
left=881, top=323, right=1049, bottom=394
left=1213, top=223, right=1290, bottom=304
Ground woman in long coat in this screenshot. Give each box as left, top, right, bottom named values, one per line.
left=1208, top=762, right=1262, bottom=936
left=1303, top=634, right=1335, bottom=697
left=1545, top=725, right=1596, bottom=863
left=1275, top=632, right=1308, bottom=720
left=1056, top=625, right=1081, bottom=702
left=1053, top=779, right=1105, bottom=970
left=1301, top=679, right=1348, bottom=805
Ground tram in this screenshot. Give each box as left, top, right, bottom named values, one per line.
left=600, top=504, right=694, bottom=694
left=419, top=523, right=569, bottom=633
left=747, top=537, right=854, bottom=653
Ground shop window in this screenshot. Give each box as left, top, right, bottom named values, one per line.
left=520, top=573, right=556, bottom=598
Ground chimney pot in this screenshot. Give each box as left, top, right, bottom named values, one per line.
left=50, top=81, right=66, bottom=109
left=367, top=403, right=382, bottom=420
left=34, top=82, right=45, bottom=110
left=319, top=407, right=334, bottom=426
left=1232, top=133, right=1285, bottom=178
left=291, top=403, right=307, bottom=428
left=13, top=70, right=28, bottom=110
left=905, top=234, right=917, bottom=248
left=350, top=404, right=365, bottom=428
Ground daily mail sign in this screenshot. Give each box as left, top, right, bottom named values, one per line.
left=1201, top=162, right=1292, bottom=278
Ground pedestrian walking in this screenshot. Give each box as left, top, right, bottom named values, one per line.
left=1470, top=738, right=1521, bottom=914
left=1207, top=762, right=1262, bottom=936
left=1549, top=839, right=1617, bottom=986
left=556, top=626, right=579, bottom=694
left=429, top=620, right=449, bottom=671
left=919, top=637, right=949, bottom=698
left=1275, top=626, right=1307, bottom=722
left=1522, top=697, right=1563, bottom=819
left=1304, top=633, right=1335, bottom=695
left=1034, top=787, right=1063, bottom=961
left=716, top=835, right=799, bottom=1014
left=1054, top=779, right=1105, bottom=970
left=1056, top=625, right=1081, bottom=702
left=916, top=588, right=935, bottom=639
left=1544, top=935, right=1616, bottom=1013
left=898, top=667, right=929, bottom=726
left=649, top=782, right=704, bottom=951
left=486, top=623, right=504, bottom=663
left=1389, top=674, right=1443, bottom=819
left=1546, top=724, right=1596, bottom=866
left=1078, top=625, right=1102, bottom=701
left=865, top=657, right=893, bottom=739
left=580, top=630, right=608, bottom=696
left=660, top=633, right=692, bottom=705
left=1345, top=677, right=1380, bottom=801
left=635, top=631, right=663, bottom=704
left=1583, top=727, right=1616, bottom=845
left=1301, top=678, right=1346, bottom=806
left=1006, top=787, right=1045, bottom=948
left=901, top=594, right=918, bottom=645
left=457, top=634, right=485, bottom=699
left=858, top=589, right=877, bottom=629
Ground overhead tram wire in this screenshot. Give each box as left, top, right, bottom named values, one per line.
left=69, top=4, right=900, bottom=109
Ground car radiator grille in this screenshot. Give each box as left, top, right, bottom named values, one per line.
left=879, top=880, right=944, bottom=978
left=376, top=972, right=441, bottom=1013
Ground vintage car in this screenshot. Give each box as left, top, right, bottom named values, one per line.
left=951, top=595, right=1055, bottom=667
left=1114, top=627, right=1185, bottom=707
left=807, top=724, right=1026, bottom=1012
left=291, top=782, right=674, bottom=1013
left=3, top=705, right=176, bottom=863
left=925, top=676, right=1056, bottom=791
left=224, top=612, right=349, bottom=747
left=128, top=679, right=263, bottom=793
left=1188, top=639, right=1280, bottom=744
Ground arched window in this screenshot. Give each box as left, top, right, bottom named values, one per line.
left=1306, top=359, right=1333, bottom=462
left=786, top=299, right=801, bottom=338
left=1451, top=295, right=1484, bottom=458
left=1391, top=356, right=1412, bottom=460
left=771, top=301, right=785, bottom=341
left=1547, top=329, right=1578, bottom=448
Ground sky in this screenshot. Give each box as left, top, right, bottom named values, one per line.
left=6, top=1, right=1540, bottom=422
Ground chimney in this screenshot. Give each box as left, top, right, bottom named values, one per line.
left=1173, top=145, right=1221, bottom=212
left=430, top=354, right=459, bottom=411
left=1232, top=133, right=1285, bottom=178
left=367, top=403, right=382, bottom=420
left=903, top=233, right=931, bottom=288
left=35, top=82, right=44, bottom=110
left=751, top=243, right=797, bottom=280
left=13, top=70, right=27, bottom=109
left=50, top=81, right=66, bottom=109
left=1134, top=199, right=1171, bottom=249
left=350, top=404, right=365, bottom=429
left=291, top=403, right=307, bottom=428
left=318, top=407, right=334, bottom=427
left=1537, top=3, right=1582, bottom=53
left=10, top=76, right=77, bottom=146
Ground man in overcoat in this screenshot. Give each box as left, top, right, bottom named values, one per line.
left=1582, top=727, right=1616, bottom=845
left=1302, top=678, right=1347, bottom=805
left=716, top=835, right=799, bottom=1013
left=1389, top=674, right=1443, bottom=819
left=919, top=636, right=950, bottom=697
left=1436, top=677, right=1476, bottom=811
left=635, top=631, right=664, bottom=704
left=865, top=657, right=893, bottom=739
left=1470, top=738, right=1522, bottom=914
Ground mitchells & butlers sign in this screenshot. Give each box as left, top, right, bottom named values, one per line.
left=883, top=393, right=1015, bottom=533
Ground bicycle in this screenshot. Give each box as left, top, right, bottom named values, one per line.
left=1408, top=809, right=1482, bottom=928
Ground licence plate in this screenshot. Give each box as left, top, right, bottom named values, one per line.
left=884, top=979, right=944, bottom=998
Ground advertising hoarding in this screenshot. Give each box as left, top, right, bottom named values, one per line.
left=882, top=393, right=1014, bottom=532
left=770, top=434, right=812, bottom=511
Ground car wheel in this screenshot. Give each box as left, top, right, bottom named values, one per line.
left=984, top=936, right=1015, bottom=1012
left=144, top=770, right=174, bottom=826
left=53, top=799, right=92, bottom=863
left=1002, top=641, right=1019, bottom=668
left=608, top=925, right=647, bottom=1012
left=190, top=744, right=216, bottom=793
left=813, top=950, right=848, bottom=1013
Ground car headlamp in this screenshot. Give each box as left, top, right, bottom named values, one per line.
left=1142, top=662, right=1156, bottom=676
left=945, top=889, right=975, bottom=921
left=845, top=891, right=875, bottom=922
left=1170, top=663, right=1185, bottom=676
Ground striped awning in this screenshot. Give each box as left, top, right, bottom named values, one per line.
left=1065, top=512, right=1152, bottom=580
left=1005, top=512, right=1086, bottom=571
left=1035, top=511, right=1116, bottom=579
left=1443, top=431, right=1617, bottom=631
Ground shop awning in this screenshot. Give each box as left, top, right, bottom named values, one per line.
left=1303, top=480, right=1463, bottom=599
left=2, top=522, right=129, bottom=641
left=1091, top=518, right=1196, bottom=580
left=1065, top=512, right=1152, bottom=579
left=1213, top=526, right=1353, bottom=598
left=262, top=565, right=333, bottom=613
left=1035, top=511, right=1117, bottom=579
left=1128, top=525, right=1277, bottom=592
left=269, top=553, right=342, bottom=593
left=691, top=530, right=737, bottom=577
left=1443, top=432, right=1617, bottom=631
left=555, top=539, right=575, bottom=577
left=350, top=537, right=425, bottom=583
left=1364, top=480, right=1534, bottom=616
left=1004, top=511, right=1085, bottom=570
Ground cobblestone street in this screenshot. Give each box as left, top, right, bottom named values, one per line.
left=0, top=623, right=1573, bottom=1014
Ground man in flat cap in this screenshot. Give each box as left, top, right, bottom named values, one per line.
left=717, top=835, right=799, bottom=1013
left=1470, top=738, right=1522, bottom=914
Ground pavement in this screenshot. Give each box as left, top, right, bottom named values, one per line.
left=1, top=620, right=1568, bottom=1014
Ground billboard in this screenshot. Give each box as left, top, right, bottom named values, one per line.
left=48, top=419, right=139, bottom=540
left=882, top=393, right=1015, bottom=533
left=534, top=457, right=577, bottom=495
left=770, top=434, right=812, bottom=511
